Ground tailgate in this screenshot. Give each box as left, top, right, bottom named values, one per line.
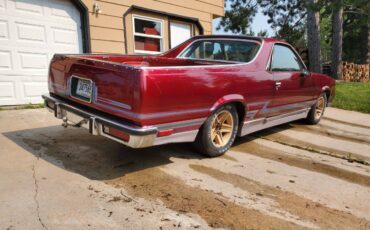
left=48, top=54, right=141, bottom=122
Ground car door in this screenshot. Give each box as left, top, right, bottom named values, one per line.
left=268, top=44, right=316, bottom=117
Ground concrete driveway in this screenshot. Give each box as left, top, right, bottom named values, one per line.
left=0, top=107, right=369, bottom=230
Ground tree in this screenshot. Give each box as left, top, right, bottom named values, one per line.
left=259, top=0, right=322, bottom=72
left=217, top=0, right=258, bottom=34
left=258, top=0, right=307, bottom=47
left=342, top=0, right=370, bottom=64
left=331, top=1, right=344, bottom=79
left=306, top=0, right=322, bottom=73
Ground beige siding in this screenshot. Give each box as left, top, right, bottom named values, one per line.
left=91, top=40, right=125, bottom=53
left=81, top=0, right=224, bottom=54
left=90, top=26, right=124, bottom=42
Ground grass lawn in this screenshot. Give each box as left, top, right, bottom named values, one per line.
left=0, top=103, right=44, bottom=111
left=332, top=82, right=370, bottom=114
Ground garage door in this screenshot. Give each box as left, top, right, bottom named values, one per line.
left=0, top=0, right=83, bottom=105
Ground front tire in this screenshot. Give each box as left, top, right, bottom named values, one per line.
left=305, top=93, right=327, bottom=125
left=194, top=104, right=239, bottom=157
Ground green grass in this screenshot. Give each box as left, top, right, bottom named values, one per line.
left=0, top=103, right=44, bottom=111
left=332, top=82, right=370, bottom=114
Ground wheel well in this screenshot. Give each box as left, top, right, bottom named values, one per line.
left=324, top=90, right=330, bottom=103
left=229, top=101, right=246, bottom=125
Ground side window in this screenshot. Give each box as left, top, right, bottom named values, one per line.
left=271, top=45, right=304, bottom=72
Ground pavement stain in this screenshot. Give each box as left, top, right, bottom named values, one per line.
left=291, top=123, right=370, bottom=145
left=190, top=164, right=370, bottom=230
left=232, top=138, right=370, bottom=187
left=251, top=128, right=370, bottom=165
left=105, top=167, right=307, bottom=230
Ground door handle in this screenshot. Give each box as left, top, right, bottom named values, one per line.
left=275, top=81, right=282, bottom=90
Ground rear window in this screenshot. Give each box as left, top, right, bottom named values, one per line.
left=178, top=39, right=261, bottom=63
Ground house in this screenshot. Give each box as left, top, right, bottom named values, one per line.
left=0, top=0, right=225, bottom=106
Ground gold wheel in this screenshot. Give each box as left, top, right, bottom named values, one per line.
left=211, top=110, right=234, bottom=148
left=315, top=96, right=325, bottom=120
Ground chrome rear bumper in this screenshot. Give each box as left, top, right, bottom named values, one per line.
left=42, top=94, right=199, bottom=148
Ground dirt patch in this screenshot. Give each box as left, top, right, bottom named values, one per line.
left=190, top=164, right=370, bottom=230
left=291, top=124, right=370, bottom=145
left=232, top=139, right=370, bottom=187
left=323, top=117, right=370, bottom=129
left=106, top=167, right=306, bottom=230
left=220, top=154, right=238, bottom=162
left=252, top=129, right=369, bottom=165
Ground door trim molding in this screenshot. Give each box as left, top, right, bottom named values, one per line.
left=71, top=0, right=91, bottom=53
left=239, top=108, right=310, bottom=136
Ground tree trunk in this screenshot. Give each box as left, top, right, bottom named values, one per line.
left=331, top=3, right=344, bottom=79
left=367, top=19, right=370, bottom=64
left=307, top=0, right=322, bottom=73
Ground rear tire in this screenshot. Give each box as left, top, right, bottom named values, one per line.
left=305, top=93, right=327, bottom=125
left=194, top=104, right=239, bottom=157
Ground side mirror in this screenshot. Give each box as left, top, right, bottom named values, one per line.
left=301, top=69, right=310, bottom=77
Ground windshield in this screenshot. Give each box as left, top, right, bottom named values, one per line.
left=178, top=39, right=261, bottom=63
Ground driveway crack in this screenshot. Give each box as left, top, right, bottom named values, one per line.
left=32, top=156, right=48, bottom=230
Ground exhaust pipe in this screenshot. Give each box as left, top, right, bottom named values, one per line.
left=62, top=117, right=68, bottom=128
left=61, top=117, right=88, bottom=128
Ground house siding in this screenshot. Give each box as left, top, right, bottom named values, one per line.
left=81, top=0, right=224, bottom=53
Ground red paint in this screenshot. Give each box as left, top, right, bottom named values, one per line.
left=48, top=35, right=335, bottom=128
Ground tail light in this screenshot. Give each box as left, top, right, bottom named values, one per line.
left=103, top=126, right=130, bottom=142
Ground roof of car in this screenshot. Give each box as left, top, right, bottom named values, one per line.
left=192, top=35, right=284, bottom=44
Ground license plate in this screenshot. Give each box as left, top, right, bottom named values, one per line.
left=76, top=79, right=92, bottom=100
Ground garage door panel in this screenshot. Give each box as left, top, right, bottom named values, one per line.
left=52, top=27, right=78, bottom=45
left=16, top=21, right=46, bottom=43
left=0, top=50, right=12, bottom=70
left=0, top=82, right=15, bottom=99
left=23, top=81, right=47, bottom=98
left=15, top=0, right=43, bottom=15
left=0, top=0, right=83, bottom=105
left=49, top=0, right=76, bottom=19
left=0, top=0, right=6, bottom=10
left=19, top=51, right=48, bottom=70
left=0, top=20, right=9, bottom=40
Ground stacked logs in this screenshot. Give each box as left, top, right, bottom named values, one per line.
left=342, top=62, right=370, bottom=82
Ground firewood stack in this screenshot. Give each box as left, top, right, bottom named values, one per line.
left=342, top=62, right=370, bottom=82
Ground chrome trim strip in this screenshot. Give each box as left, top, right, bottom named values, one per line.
left=239, top=108, right=310, bottom=136
left=141, top=108, right=209, bottom=119
left=154, top=130, right=198, bottom=145
left=92, top=101, right=210, bottom=120
left=156, top=117, right=206, bottom=131
left=267, top=100, right=315, bottom=114
left=97, top=97, right=132, bottom=110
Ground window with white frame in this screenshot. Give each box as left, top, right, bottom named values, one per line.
left=133, top=15, right=163, bottom=54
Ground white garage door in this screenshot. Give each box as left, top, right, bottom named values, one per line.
left=0, top=0, right=83, bottom=105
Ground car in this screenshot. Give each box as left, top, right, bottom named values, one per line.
left=43, top=35, right=335, bottom=157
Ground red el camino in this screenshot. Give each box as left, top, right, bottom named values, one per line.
left=43, top=35, right=335, bottom=157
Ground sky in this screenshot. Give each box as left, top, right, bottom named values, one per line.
left=212, top=8, right=275, bottom=36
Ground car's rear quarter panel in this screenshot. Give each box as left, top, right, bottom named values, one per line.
left=138, top=41, right=275, bottom=126
left=49, top=56, right=142, bottom=123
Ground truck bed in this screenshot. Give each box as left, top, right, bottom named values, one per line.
left=69, top=54, right=236, bottom=67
